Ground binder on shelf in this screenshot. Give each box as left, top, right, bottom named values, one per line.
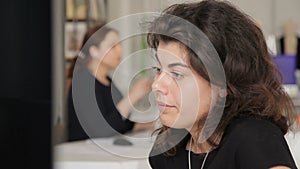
left=272, top=54, right=297, bottom=84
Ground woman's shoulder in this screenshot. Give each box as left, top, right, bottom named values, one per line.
left=225, top=115, right=284, bottom=139
left=219, top=115, right=287, bottom=150
left=219, top=115, right=298, bottom=169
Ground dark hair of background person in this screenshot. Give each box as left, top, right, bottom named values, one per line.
left=67, top=22, right=117, bottom=79
left=147, top=0, right=298, bottom=155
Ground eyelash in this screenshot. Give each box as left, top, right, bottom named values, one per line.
left=152, top=66, right=162, bottom=74
left=171, top=72, right=184, bottom=79
left=152, top=66, right=184, bottom=80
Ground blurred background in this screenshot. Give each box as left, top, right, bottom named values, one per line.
left=1, top=0, right=300, bottom=169
left=56, top=0, right=300, bottom=143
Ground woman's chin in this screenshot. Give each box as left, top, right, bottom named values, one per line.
left=159, top=113, right=181, bottom=129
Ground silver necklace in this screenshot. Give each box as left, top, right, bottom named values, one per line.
left=188, top=138, right=209, bottom=169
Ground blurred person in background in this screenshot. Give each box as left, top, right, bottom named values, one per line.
left=67, top=23, right=153, bottom=142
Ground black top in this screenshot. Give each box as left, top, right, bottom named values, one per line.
left=67, top=69, right=134, bottom=141
left=149, top=116, right=298, bottom=169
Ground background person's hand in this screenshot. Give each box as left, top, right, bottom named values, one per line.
left=129, top=78, right=151, bottom=103
left=117, top=77, right=151, bottom=120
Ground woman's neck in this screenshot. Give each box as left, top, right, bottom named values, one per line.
left=188, top=126, right=221, bottom=154
left=188, top=133, right=210, bottom=154
left=87, top=61, right=111, bottom=86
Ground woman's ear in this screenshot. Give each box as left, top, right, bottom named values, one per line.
left=89, top=45, right=100, bottom=58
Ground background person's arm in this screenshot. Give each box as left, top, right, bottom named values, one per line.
left=117, top=78, right=151, bottom=119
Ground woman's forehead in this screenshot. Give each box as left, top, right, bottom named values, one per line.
left=101, top=31, right=119, bottom=46
left=156, top=41, right=189, bottom=64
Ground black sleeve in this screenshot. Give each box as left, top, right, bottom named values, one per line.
left=235, top=121, right=298, bottom=169
left=96, top=82, right=134, bottom=135
left=100, top=105, right=135, bottom=134
left=69, top=70, right=134, bottom=139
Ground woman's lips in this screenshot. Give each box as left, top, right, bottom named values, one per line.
left=156, top=101, right=175, bottom=111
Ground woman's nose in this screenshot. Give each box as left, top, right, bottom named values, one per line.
left=152, top=72, right=170, bottom=95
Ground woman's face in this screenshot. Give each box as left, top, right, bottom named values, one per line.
left=99, top=31, right=122, bottom=69
left=152, top=41, right=212, bottom=130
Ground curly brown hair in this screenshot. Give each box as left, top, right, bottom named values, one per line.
left=147, top=0, right=298, bottom=155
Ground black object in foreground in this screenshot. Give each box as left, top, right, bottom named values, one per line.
left=113, top=137, right=133, bottom=146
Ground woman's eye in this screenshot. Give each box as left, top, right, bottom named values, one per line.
left=171, top=72, right=184, bottom=79
left=152, top=66, right=162, bottom=74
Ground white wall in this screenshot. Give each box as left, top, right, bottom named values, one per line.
left=108, top=0, right=300, bottom=36
left=230, top=0, right=300, bottom=36
left=273, top=0, right=300, bottom=36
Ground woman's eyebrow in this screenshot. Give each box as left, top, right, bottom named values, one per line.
left=168, top=62, right=189, bottom=69
left=153, top=53, right=189, bottom=68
